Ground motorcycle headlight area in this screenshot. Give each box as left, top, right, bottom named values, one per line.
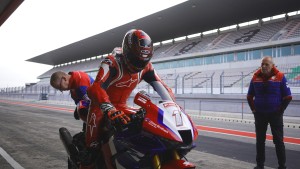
left=159, top=129, right=193, bottom=145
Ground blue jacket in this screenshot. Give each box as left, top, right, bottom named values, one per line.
left=247, top=67, right=292, bottom=113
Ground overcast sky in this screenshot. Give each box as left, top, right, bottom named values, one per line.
left=0, top=0, right=186, bottom=88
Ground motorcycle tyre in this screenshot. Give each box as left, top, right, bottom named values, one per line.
left=68, top=157, right=78, bottom=169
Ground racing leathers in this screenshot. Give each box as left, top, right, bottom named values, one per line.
left=86, top=53, right=175, bottom=149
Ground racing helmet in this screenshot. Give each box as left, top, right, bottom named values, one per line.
left=122, top=29, right=153, bottom=73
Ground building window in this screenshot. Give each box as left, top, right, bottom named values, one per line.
left=213, top=54, right=222, bottom=64
left=262, top=48, right=272, bottom=57
left=170, top=60, right=178, bottom=68
left=237, top=51, right=246, bottom=61
left=155, top=63, right=163, bottom=70
left=178, top=60, right=184, bottom=67
left=225, top=53, right=234, bottom=62
left=194, top=58, right=203, bottom=65
left=252, top=49, right=261, bottom=59
left=185, top=58, right=194, bottom=66
left=153, top=44, right=297, bottom=70
left=281, top=46, right=291, bottom=57
left=204, top=56, right=213, bottom=65
left=293, top=44, right=300, bottom=55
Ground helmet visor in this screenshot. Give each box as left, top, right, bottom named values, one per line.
left=139, top=39, right=152, bottom=48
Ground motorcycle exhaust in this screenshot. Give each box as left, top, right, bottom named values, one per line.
left=59, top=127, right=79, bottom=157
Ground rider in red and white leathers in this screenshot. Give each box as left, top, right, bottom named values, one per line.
left=80, top=29, right=175, bottom=169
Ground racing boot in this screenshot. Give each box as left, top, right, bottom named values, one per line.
left=79, top=148, right=97, bottom=169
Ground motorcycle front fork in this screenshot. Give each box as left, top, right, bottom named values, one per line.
left=152, top=150, right=180, bottom=169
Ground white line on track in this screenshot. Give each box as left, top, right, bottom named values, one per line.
left=0, top=147, right=24, bottom=169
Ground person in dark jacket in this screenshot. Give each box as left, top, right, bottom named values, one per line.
left=247, top=56, right=292, bottom=169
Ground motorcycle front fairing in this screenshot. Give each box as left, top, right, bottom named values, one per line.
left=109, top=91, right=198, bottom=169
left=134, top=91, right=198, bottom=145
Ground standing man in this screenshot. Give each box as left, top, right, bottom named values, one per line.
left=247, top=56, right=292, bottom=169
left=50, top=71, right=94, bottom=123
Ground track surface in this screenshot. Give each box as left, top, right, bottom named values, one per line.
left=0, top=99, right=299, bottom=169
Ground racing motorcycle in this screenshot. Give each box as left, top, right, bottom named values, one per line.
left=59, top=91, right=198, bottom=169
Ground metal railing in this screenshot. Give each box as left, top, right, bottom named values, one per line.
left=1, top=72, right=299, bottom=99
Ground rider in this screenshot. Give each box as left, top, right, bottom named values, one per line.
left=50, top=71, right=94, bottom=123
left=81, top=29, right=175, bottom=169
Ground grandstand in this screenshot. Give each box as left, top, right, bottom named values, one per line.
left=2, top=17, right=300, bottom=96
left=23, top=13, right=300, bottom=96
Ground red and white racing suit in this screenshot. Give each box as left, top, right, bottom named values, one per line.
left=86, top=53, right=175, bottom=149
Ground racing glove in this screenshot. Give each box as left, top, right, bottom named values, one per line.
left=100, top=103, right=130, bottom=125
left=107, top=109, right=130, bottom=125
left=78, top=108, right=88, bottom=122
left=76, top=100, right=90, bottom=121
left=74, top=107, right=80, bottom=120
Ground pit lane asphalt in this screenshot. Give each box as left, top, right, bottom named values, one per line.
left=0, top=99, right=299, bottom=169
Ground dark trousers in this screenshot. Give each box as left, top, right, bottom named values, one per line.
left=254, top=113, right=286, bottom=168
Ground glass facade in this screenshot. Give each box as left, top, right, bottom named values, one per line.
left=252, top=49, right=261, bottom=59
left=294, top=44, right=300, bottom=55
left=153, top=43, right=300, bottom=70
left=226, top=53, right=234, bottom=62
left=237, top=51, right=246, bottom=61
left=262, top=48, right=272, bottom=56
left=204, top=56, right=213, bottom=65
left=281, top=46, right=292, bottom=57
left=213, top=55, right=222, bottom=64
left=194, top=58, right=203, bottom=65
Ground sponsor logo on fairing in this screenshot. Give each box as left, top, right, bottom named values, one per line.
left=163, top=102, right=176, bottom=108
left=145, top=118, right=169, bottom=134
left=137, top=97, right=147, bottom=104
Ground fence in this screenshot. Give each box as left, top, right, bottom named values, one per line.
left=127, top=95, right=300, bottom=118
left=220, top=71, right=300, bottom=94
left=1, top=87, right=299, bottom=118
left=1, top=72, right=300, bottom=98
left=139, top=71, right=300, bottom=95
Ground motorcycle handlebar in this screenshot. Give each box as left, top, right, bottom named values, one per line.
left=112, top=108, right=146, bottom=133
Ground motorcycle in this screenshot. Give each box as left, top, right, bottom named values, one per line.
left=59, top=91, right=198, bottom=169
